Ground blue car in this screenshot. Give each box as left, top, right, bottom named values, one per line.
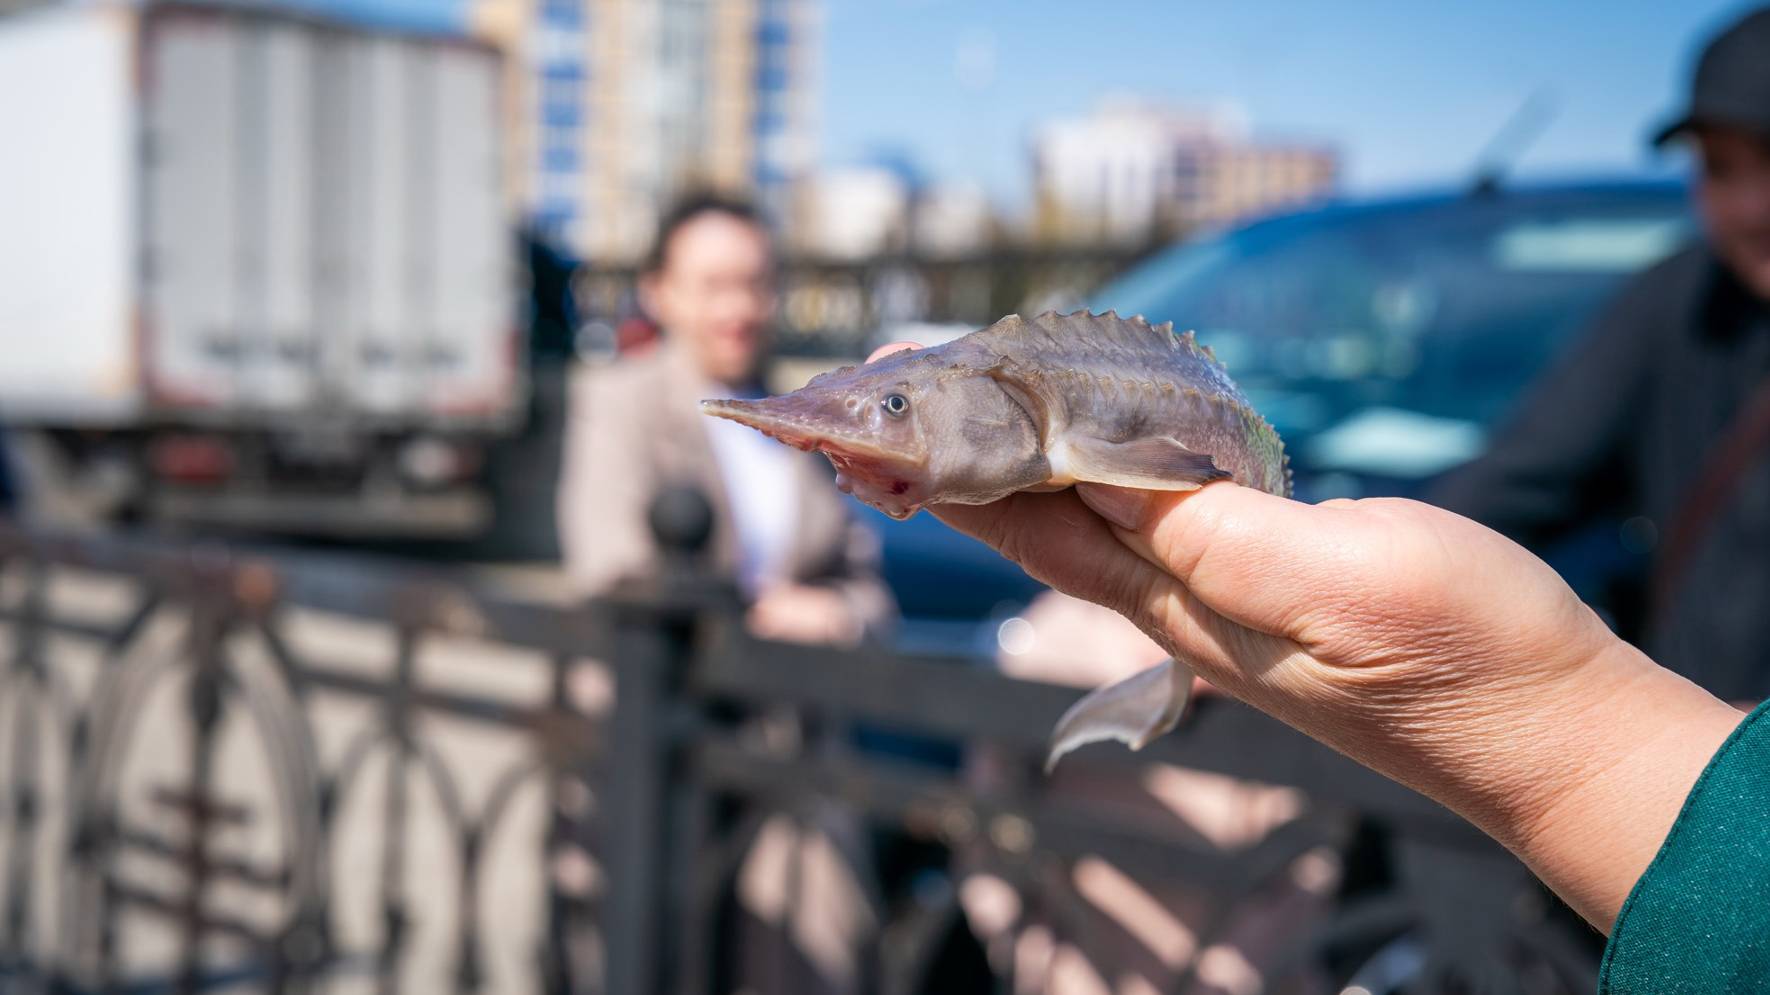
left=1093, top=179, right=1692, bottom=499
left=868, top=179, right=1695, bottom=647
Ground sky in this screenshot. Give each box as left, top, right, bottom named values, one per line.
left=818, top=0, right=1753, bottom=208
left=329, top=0, right=1752, bottom=211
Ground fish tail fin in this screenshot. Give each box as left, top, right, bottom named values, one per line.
left=1044, top=657, right=1195, bottom=773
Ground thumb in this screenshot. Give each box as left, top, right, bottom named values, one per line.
left=1077, top=481, right=1356, bottom=639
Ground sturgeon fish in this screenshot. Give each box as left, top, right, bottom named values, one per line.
left=702, top=309, right=1290, bottom=770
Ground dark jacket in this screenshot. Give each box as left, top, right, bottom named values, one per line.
left=1430, top=245, right=1770, bottom=701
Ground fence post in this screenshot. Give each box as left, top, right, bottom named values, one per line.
left=2, top=555, right=45, bottom=989
left=600, top=486, right=721, bottom=995
left=175, top=554, right=233, bottom=995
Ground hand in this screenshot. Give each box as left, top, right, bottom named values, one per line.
left=748, top=581, right=862, bottom=647
left=865, top=343, right=1742, bottom=929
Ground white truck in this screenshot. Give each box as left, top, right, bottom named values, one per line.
left=0, top=1, right=522, bottom=536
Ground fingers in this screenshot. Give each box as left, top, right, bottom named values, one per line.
left=929, top=490, right=1160, bottom=612
left=929, top=489, right=1308, bottom=695
left=1075, top=483, right=1157, bottom=531
left=937, top=476, right=1358, bottom=647
left=1077, top=482, right=1371, bottom=640
left=867, top=342, right=920, bottom=364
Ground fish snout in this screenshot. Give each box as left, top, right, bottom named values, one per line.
left=698, top=397, right=766, bottom=427
left=701, top=390, right=917, bottom=466
left=700, top=395, right=839, bottom=452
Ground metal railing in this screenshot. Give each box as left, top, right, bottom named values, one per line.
left=0, top=495, right=1602, bottom=994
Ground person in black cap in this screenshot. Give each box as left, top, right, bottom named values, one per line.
left=1429, top=6, right=1770, bottom=709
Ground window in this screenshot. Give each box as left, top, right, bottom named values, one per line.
left=541, top=74, right=582, bottom=127
left=539, top=121, right=581, bottom=174
left=542, top=74, right=579, bottom=106
left=540, top=0, right=583, bottom=28
left=754, top=63, right=788, bottom=93
left=539, top=57, right=585, bottom=82
left=756, top=19, right=789, bottom=47
left=542, top=99, right=582, bottom=127
left=538, top=167, right=578, bottom=206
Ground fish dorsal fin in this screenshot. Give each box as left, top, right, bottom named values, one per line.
left=983, top=309, right=1199, bottom=362
left=987, top=312, right=1029, bottom=335
left=1058, top=433, right=1230, bottom=490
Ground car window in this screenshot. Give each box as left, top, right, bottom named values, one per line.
left=1093, top=190, right=1693, bottom=450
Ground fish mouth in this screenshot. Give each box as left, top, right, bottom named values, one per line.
left=700, top=397, right=917, bottom=465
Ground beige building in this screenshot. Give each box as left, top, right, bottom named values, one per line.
left=1171, top=142, right=1338, bottom=231
left=1033, top=100, right=1337, bottom=245
left=471, top=0, right=818, bottom=262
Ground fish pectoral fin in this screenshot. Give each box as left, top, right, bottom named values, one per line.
left=1063, top=434, right=1230, bottom=490
left=1045, top=657, right=1196, bottom=772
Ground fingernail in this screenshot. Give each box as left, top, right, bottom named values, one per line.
left=1076, top=485, right=1152, bottom=531
left=866, top=342, right=918, bottom=364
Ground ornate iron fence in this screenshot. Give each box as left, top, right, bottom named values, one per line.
left=0, top=502, right=1602, bottom=994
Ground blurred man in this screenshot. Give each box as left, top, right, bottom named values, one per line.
left=557, top=192, right=893, bottom=642
left=1431, top=7, right=1770, bottom=705
left=557, top=192, right=893, bottom=995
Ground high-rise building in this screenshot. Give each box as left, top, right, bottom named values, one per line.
left=472, top=0, right=818, bottom=263
left=1032, top=99, right=1337, bottom=244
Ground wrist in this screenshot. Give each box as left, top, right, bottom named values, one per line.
left=1252, top=622, right=1641, bottom=840
left=1469, top=639, right=1743, bottom=928
left=1277, top=624, right=1740, bottom=930
left=1449, top=636, right=1662, bottom=838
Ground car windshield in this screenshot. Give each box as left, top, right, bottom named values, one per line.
left=1092, top=187, right=1693, bottom=470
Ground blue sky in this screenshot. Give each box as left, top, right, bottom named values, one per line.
left=819, top=0, right=1752, bottom=207
left=332, top=0, right=1750, bottom=208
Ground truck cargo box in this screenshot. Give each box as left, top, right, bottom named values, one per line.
left=0, top=2, right=523, bottom=537
left=0, top=1, right=519, bottom=430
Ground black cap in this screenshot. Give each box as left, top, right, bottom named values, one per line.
left=1653, top=7, right=1770, bottom=148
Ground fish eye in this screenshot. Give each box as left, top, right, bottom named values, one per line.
left=881, top=392, right=910, bottom=418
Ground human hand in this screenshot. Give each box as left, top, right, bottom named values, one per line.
left=865, top=342, right=1740, bottom=929
left=748, top=581, right=862, bottom=647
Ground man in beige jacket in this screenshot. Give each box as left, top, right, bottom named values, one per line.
left=558, top=194, right=891, bottom=994
left=558, top=193, right=894, bottom=644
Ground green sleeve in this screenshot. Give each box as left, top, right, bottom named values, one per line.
left=1601, top=700, right=1770, bottom=994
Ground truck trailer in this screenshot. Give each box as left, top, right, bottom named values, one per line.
left=0, top=1, right=521, bottom=536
